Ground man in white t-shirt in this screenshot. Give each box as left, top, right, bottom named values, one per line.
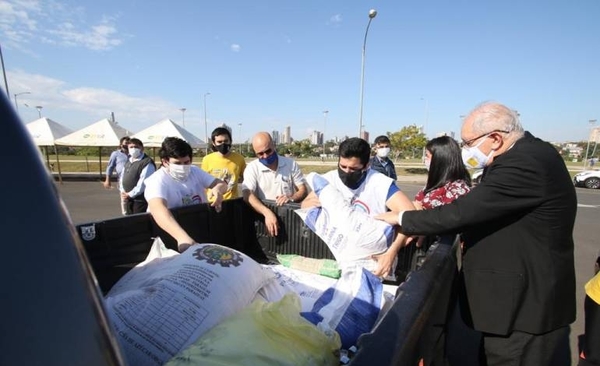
left=145, top=137, right=227, bottom=252
left=301, top=137, right=415, bottom=278
left=243, top=132, right=307, bottom=236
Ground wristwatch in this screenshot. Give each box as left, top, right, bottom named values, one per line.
left=288, top=197, right=294, bottom=203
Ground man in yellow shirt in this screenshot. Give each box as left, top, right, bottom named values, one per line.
left=201, top=127, right=246, bottom=200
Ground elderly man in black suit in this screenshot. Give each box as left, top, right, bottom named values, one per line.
left=377, top=102, right=577, bottom=366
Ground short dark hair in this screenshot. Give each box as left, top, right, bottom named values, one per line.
left=425, top=136, right=471, bottom=192
left=159, top=137, right=193, bottom=161
left=373, top=135, right=391, bottom=145
left=338, top=137, right=371, bottom=166
left=128, top=138, right=143, bottom=148
left=211, top=127, right=232, bottom=143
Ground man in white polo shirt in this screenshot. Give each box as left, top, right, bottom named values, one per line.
left=243, top=131, right=307, bottom=236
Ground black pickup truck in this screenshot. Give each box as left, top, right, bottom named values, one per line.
left=0, top=95, right=458, bottom=366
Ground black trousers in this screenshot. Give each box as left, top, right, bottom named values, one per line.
left=482, top=325, right=571, bottom=366
left=125, top=196, right=148, bottom=215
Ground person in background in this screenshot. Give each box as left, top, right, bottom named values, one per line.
left=243, top=132, right=307, bottom=236
left=145, top=137, right=227, bottom=252
left=119, top=138, right=156, bottom=215
left=376, top=102, right=577, bottom=366
left=302, top=137, right=415, bottom=278
left=370, top=135, right=397, bottom=180
left=104, top=136, right=130, bottom=215
left=201, top=127, right=246, bottom=200
left=415, top=136, right=471, bottom=210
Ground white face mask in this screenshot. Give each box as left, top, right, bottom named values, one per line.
left=461, top=136, right=494, bottom=169
left=424, top=158, right=431, bottom=171
left=129, top=147, right=142, bottom=159
left=168, top=163, right=191, bottom=181
left=377, top=147, right=391, bottom=158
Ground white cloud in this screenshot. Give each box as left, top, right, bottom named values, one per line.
left=0, top=0, right=124, bottom=52
left=230, top=43, right=241, bottom=52
left=9, top=69, right=179, bottom=131
left=328, top=14, right=343, bottom=26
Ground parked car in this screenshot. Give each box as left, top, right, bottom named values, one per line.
left=573, top=170, right=600, bottom=189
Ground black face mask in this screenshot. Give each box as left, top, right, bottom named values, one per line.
left=214, top=143, right=231, bottom=155
left=337, top=166, right=367, bottom=190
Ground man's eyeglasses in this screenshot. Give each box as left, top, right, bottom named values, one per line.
left=460, top=130, right=509, bottom=148
left=255, top=148, right=273, bottom=157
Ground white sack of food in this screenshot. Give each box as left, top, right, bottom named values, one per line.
left=296, top=172, right=394, bottom=263
left=104, top=243, right=275, bottom=366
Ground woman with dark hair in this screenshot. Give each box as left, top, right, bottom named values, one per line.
left=414, top=136, right=471, bottom=209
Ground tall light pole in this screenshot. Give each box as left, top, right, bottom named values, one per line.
left=203, top=92, right=210, bottom=155
left=358, top=9, right=378, bottom=137
left=35, top=105, right=43, bottom=118
left=420, top=97, right=429, bottom=137
left=0, top=43, right=9, bottom=97
left=238, top=123, right=242, bottom=153
left=322, top=110, right=329, bottom=156
left=179, top=108, right=186, bottom=127
left=14, top=91, right=31, bottom=115
left=584, top=119, right=597, bottom=169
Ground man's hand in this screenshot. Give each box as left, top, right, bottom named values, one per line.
left=210, top=189, right=224, bottom=212
left=264, top=210, right=279, bottom=237
left=375, top=211, right=400, bottom=226
left=275, top=195, right=291, bottom=206
left=300, top=191, right=321, bottom=209
left=103, top=179, right=112, bottom=189
left=120, top=192, right=129, bottom=200
left=371, top=250, right=396, bottom=278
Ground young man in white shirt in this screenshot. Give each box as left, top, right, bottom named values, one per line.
left=145, top=137, right=227, bottom=252
left=302, top=137, right=415, bottom=278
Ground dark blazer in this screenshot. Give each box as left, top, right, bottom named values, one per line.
left=401, top=131, right=577, bottom=335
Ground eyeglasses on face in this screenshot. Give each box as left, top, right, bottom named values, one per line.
left=255, top=147, right=273, bottom=157
left=460, top=130, right=509, bottom=148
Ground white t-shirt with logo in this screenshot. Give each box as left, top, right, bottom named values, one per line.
left=144, top=166, right=216, bottom=210
left=322, top=169, right=394, bottom=216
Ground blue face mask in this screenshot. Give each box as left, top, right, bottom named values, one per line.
left=259, top=152, right=278, bottom=166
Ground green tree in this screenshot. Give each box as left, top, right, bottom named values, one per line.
left=387, top=125, right=428, bottom=159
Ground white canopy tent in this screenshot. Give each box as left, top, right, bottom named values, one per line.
left=26, top=118, right=73, bottom=183
left=55, top=118, right=130, bottom=147
left=55, top=118, right=132, bottom=178
left=131, top=118, right=207, bottom=149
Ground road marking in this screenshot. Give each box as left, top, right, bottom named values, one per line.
left=578, top=204, right=599, bottom=208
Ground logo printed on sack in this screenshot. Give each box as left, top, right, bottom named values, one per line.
left=351, top=199, right=370, bottom=215
left=192, top=245, right=244, bottom=267
left=80, top=225, right=96, bottom=241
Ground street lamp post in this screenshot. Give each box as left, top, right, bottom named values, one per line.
left=322, top=110, right=329, bottom=156
left=14, top=91, right=31, bottom=115
left=584, top=119, right=597, bottom=169
left=179, top=108, right=186, bottom=127
left=238, top=123, right=242, bottom=153
left=358, top=9, right=378, bottom=137
left=35, top=105, right=43, bottom=118
left=203, top=92, right=211, bottom=155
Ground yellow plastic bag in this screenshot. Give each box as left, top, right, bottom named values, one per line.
left=166, top=293, right=341, bottom=366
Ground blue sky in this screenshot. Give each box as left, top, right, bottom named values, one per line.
left=1, top=0, right=599, bottom=144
